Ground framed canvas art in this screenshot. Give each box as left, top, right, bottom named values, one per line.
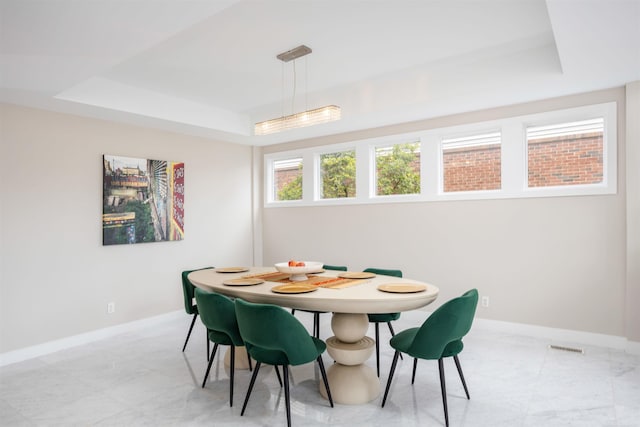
left=102, top=155, right=184, bottom=245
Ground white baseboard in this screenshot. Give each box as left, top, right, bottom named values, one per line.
left=417, top=307, right=639, bottom=354
left=471, top=316, right=628, bottom=349
left=0, top=310, right=183, bottom=367
left=2, top=309, right=639, bottom=367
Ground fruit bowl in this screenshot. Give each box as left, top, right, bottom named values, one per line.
left=274, top=261, right=324, bottom=282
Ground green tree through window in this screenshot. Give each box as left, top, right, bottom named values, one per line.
left=376, top=143, right=421, bottom=195
left=275, top=158, right=303, bottom=201
left=321, top=151, right=356, bottom=198
left=275, top=143, right=420, bottom=200
left=278, top=174, right=302, bottom=200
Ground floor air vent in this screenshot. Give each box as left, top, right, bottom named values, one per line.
left=549, top=344, right=584, bottom=354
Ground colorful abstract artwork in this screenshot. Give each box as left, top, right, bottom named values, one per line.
left=102, top=155, right=184, bottom=245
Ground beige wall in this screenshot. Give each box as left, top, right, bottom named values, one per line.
left=626, top=82, right=640, bottom=342
left=1, top=84, right=635, bottom=356
left=262, top=87, right=631, bottom=338
left=0, top=104, right=254, bottom=353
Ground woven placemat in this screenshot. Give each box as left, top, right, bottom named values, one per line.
left=243, top=272, right=366, bottom=289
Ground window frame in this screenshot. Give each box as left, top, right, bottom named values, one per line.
left=522, top=105, right=615, bottom=197
left=371, top=139, right=422, bottom=199
left=263, top=102, right=617, bottom=207
left=315, top=147, right=358, bottom=201
left=266, top=154, right=305, bottom=204
left=439, top=128, right=503, bottom=195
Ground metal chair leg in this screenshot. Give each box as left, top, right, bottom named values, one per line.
left=381, top=350, right=400, bottom=407
left=274, top=364, right=283, bottom=387
left=387, top=322, right=402, bottom=360
left=317, top=356, right=334, bottom=407
left=387, top=321, right=395, bottom=335
left=241, top=362, right=261, bottom=416
left=375, top=323, right=380, bottom=377
left=229, top=345, right=235, bottom=407
left=201, top=343, right=219, bottom=387
left=283, top=364, right=291, bottom=427
left=438, top=358, right=449, bottom=427
left=412, top=358, right=418, bottom=384
left=453, top=355, right=470, bottom=399
left=246, top=348, right=253, bottom=371
left=182, top=313, right=197, bottom=352
left=206, top=331, right=210, bottom=361
left=313, top=312, right=320, bottom=338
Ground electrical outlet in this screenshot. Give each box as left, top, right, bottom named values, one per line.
left=107, top=302, right=115, bottom=314
left=481, top=296, right=490, bottom=308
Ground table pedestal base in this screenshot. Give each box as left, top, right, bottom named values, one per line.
left=223, top=346, right=252, bottom=370
left=320, top=363, right=379, bottom=404
left=320, top=313, right=380, bottom=404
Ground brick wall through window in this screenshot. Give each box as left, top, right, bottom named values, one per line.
left=272, top=123, right=604, bottom=199
left=528, top=132, right=603, bottom=187
left=443, top=144, right=501, bottom=192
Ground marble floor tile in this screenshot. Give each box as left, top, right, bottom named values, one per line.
left=1, top=309, right=638, bottom=426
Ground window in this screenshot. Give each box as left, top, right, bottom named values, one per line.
left=264, top=102, right=615, bottom=206
left=273, top=158, right=302, bottom=201
left=375, top=142, right=421, bottom=196
left=441, top=132, right=501, bottom=192
left=527, top=118, right=604, bottom=188
left=320, top=150, right=356, bottom=199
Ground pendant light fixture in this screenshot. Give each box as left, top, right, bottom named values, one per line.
left=255, top=45, right=341, bottom=136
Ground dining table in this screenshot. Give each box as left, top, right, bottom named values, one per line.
left=188, top=265, right=439, bottom=404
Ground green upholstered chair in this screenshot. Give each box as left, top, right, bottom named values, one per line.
left=181, top=267, right=214, bottom=357
left=322, top=264, right=348, bottom=272
left=381, top=289, right=479, bottom=427
left=292, top=264, right=348, bottom=338
left=364, top=267, right=404, bottom=377
left=235, top=298, right=333, bottom=427
left=194, top=288, right=252, bottom=407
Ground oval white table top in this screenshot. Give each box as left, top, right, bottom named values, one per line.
left=188, top=267, right=439, bottom=314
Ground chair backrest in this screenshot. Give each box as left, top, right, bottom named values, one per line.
left=194, top=288, right=244, bottom=346
left=181, top=267, right=214, bottom=314
left=323, top=264, right=348, bottom=271
left=234, top=298, right=321, bottom=366
left=409, top=289, right=479, bottom=360
left=363, top=267, right=403, bottom=278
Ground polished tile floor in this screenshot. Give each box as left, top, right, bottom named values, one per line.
left=1, top=310, right=639, bottom=426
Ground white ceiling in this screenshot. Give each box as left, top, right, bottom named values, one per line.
left=1, top=0, right=639, bottom=146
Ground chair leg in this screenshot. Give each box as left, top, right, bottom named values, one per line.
left=274, top=364, right=283, bottom=387
left=411, top=358, right=418, bottom=384
left=246, top=348, right=253, bottom=372
left=201, top=343, right=219, bottom=388
left=375, top=323, right=380, bottom=377
left=229, top=345, right=235, bottom=407
left=241, top=362, right=261, bottom=416
left=206, top=331, right=210, bottom=361
left=291, top=309, right=296, bottom=315
left=317, top=356, right=334, bottom=407
left=313, top=312, right=320, bottom=339
left=387, top=321, right=395, bottom=335
left=453, top=355, right=470, bottom=399
left=387, top=322, right=403, bottom=360
left=381, top=350, right=400, bottom=407
left=182, top=313, right=197, bottom=352
left=283, top=364, right=291, bottom=427
left=438, top=358, right=449, bottom=427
